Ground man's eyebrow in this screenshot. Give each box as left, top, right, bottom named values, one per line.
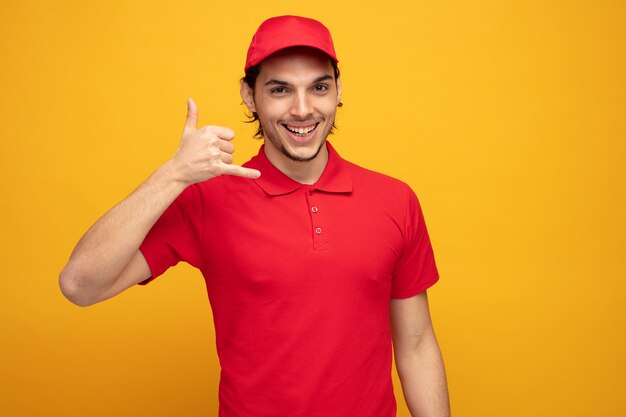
left=265, top=79, right=289, bottom=86
left=264, top=74, right=334, bottom=86
left=313, top=74, right=334, bottom=83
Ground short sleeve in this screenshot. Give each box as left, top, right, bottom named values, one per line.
left=138, top=184, right=204, bottom=285
left=391, top=187, right=439, bottom=298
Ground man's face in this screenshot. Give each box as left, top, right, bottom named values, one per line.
left=241, top=47, right=342, bottom=163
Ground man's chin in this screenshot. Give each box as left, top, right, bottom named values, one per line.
left=281, top=141, right=326, bottom=162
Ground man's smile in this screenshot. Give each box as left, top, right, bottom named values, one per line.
left=281, top=122, right=320, bottom=138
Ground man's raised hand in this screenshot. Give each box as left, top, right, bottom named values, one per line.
left=169, top=98, right=261, bottom=185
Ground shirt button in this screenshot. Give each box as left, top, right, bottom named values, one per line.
left=315, top=227, right=322, bottom=235
left=311, top=206, right=319, bottom=213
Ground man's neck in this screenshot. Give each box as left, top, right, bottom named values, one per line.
left=263, top=142, right=329, bottom=185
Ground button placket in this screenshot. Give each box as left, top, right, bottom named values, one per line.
left=305, top=190, right=328, bottom=250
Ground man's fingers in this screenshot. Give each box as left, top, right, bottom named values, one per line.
left=221, top=153, right=234, bottom=165
left=219, top=140, right=235, bottom=154
left=220, top=164, right=261, bottom=179
left=185, top=98, right=199, bottom=130
left=205, top=126, right=236, bottom=141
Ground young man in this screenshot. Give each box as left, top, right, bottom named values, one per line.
left=60, top=15, right=450, bottom=417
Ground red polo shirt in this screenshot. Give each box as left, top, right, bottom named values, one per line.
left=139, top=142, right=439, bottom=417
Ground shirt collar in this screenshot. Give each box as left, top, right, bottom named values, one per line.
left=244, top=141, right=353, bottom=196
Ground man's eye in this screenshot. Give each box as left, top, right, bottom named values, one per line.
left=314, top=84, right=329, bottom=92
left=271, top=87, right=287, bottom=94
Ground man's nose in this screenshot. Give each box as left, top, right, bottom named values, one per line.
left=289, top=91, right=313, bottom=119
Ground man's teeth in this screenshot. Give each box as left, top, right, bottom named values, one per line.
left=285, top=124, right=316, bottom=135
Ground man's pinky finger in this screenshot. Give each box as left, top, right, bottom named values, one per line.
left=221, top=164, right=261, bottom=179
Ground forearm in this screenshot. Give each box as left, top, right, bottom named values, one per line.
left=60, top=160, right=187, bottom=300
left=395, top=330, right=450, bottom=417
left=59, top=99, right=261, bottom=305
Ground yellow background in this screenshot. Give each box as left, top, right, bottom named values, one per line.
left=1, top=1, right=624, bottom=416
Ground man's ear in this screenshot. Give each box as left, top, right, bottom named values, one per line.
left=240, top=80, right=257, bottom=113
left=336, top=76, right=342, bottom=105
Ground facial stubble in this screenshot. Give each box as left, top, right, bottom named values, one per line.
left=264, top=114, right=335, bottom=163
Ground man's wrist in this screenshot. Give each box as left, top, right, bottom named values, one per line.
left=151, top=159, right=191, bottom=195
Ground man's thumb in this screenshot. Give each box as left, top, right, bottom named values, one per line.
left=185, top=98, right=198, bottom=130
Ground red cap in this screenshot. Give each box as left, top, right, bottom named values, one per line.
left=245, top=15, right=338, bottom=71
